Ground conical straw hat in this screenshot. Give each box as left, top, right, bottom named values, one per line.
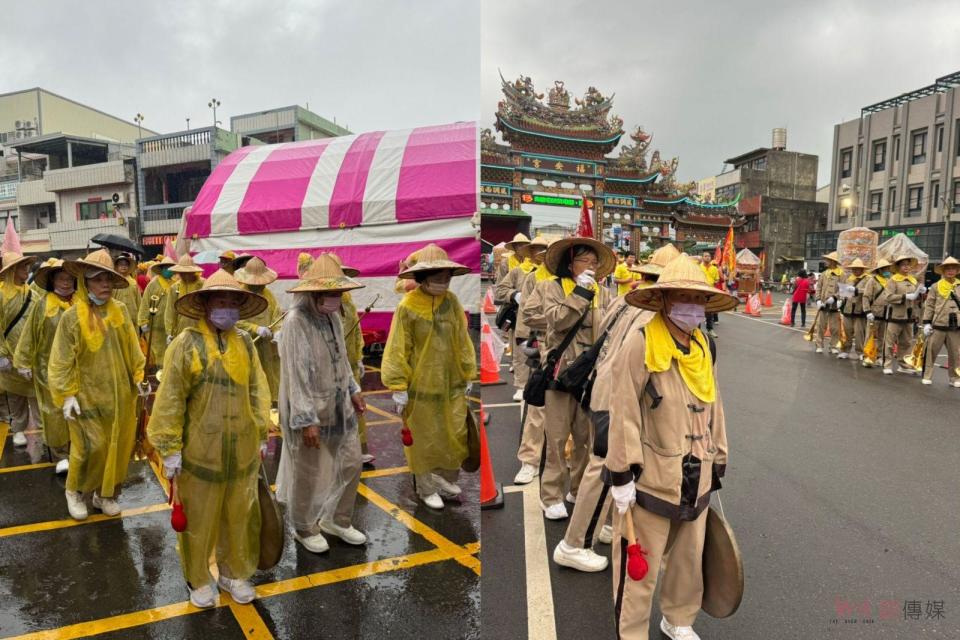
left=871, top=258, right=891, bottom=272
left=0, top=251, right=37, bottom=276
left=504, top=232, right=531, bottom=251
left=234, top=256, right=278, bottom=286
left=64, top=249, right=128, bottom=288
left=169, top=254, right=203, bottom=274
left=625, top=255, right=739, bottom=313
left=822, top=251, right=840, bottom=263
left=544, top=237, right=617, bottom=280
left=297, top=252, right=314, bottom=278
left=327, top=252, right=359, bottom=278
left=34, top=259, right=71, bottom=290
left=934, top=256, right=960, bottom=274
left=634, top=243, right=681, bottom=275
left=847, top=258, right=868, bottom=269
left=288, top=254, right=365, bottom=293
left=149, top=255, right=176, bottom=275
left=398, top=244, right=470, bottom=279
left=175, top=269, right=267, bottom=320
left=892, top=253, right=918, bottom=267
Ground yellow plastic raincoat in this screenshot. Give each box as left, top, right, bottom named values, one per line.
left=163, top=277, right=204, bottom=338
left=47, top=279, right=145, bottom=497
left=236, top=286, right=282, bottom=403
left=138, top=275, right=171, bottom=366
left=13, top=291, right=74, bottom=450
left=147, top=319, right=270, bottom=587
left=0, top=272, right=38, bottom=398
left=381, top=287, right=477, bottom=474
left=114, top=275, right=142, bottom=327
left=340, top=292, right=367, bottom=447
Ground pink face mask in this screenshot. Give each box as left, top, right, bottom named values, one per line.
left=318, top=295, right=342, bottom=314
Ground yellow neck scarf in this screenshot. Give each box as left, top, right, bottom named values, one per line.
left=520, top=258, right=535, bottom=272
left=508, top=254, right=520, bottom=271
left=827, top=267, right=843, bottom=277
left=405, top=286, right=446, bottom=320
left=560, top=277, right=600, bottom=308
left=937, top=278, right=958, bottom=299
left=1, top=274, right=26, bottom=303
left=156, top=276, right=172, bottom=291
left=534, top=262, right=552, bottom=282
left=874, top=274, right=888, bottom=288
left=44, top=291, right=73, bottom=318
left=892, top=273, right=917, bottom=285
left=644, top=313, right=715, bottom=403
left=74, top=279, right=125, bottom=353
left=195, top=318, right=250, bottom=386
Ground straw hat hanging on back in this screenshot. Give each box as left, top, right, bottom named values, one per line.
left=626, top=255, right=739, bottom=313
left=65, top=249, right=128, bottom=288
left=288, top=254, right=365, bottom=293
left=175, top=270, right=267, bottom=320
left=398, top=244, right=470, bottom=279
left=234, top=257, right=278, bottom=286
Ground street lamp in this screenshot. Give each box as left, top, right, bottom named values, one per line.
left=134, top=113, right=144, bottom=140
left=208, top=98, right=221, bottom=128
left=185, top=117, right=190, bottom=131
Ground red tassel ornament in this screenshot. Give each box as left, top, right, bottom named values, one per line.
left=626, top=542, right=648, bottom=581
left=169, top=479, right=187, bottom=532
left=401, top=422, right=414, bottom=447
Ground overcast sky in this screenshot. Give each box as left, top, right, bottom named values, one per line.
left=482, top=0, right=960, bottom=187
left=0, top=0, right=479, bottom=137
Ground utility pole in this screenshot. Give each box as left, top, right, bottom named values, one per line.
left=134, top=113, right=144, bottom=140
left=941, top=195, right=953, bottom=258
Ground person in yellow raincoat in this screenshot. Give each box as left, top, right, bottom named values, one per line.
left=381, top=244, right=477, bottom=510
left=163, top=254, right=205, bottom=342
left=113, top=253, right=142, bottom=326
left=218, top=249, right=237, bottom=274
left=148, top=269, right=270, bottom=609
left=13, top=260, right=76, bottom=474
left=234, top=257, right=282, bottom=404
left=48, top=250, right=145, bottom=521
left=0, top=251, right=39, bottom=448
left=138, top=256, right=175, bottom=371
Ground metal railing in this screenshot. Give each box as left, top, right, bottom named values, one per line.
left=142, top=202, right=190, bottom=222
left=139, top=130, right=212, bottom=153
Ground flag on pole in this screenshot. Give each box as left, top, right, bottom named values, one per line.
left=1, top=218, right=21, bottom=254
left=760, top=249, right=767, bottom=274
left=713, top=243, right=723, bottom=265
left=722, top=225, right=736, bottom=275
left=577, top=196, right=594, bottom=238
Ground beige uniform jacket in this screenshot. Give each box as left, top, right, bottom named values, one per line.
left=513, top=270, right=541, bottom=341
left=494, top=265, right=532, bottom=306
left=541, top=278, right=610, bottom=376
left=604, top=323, right=728, bottom=521
left=815, top=269, right=842, bottom=311
left=861, top=275, right=887, bottom=317
left=840, top=274, right=868, bottom=316
left=922, top=281, right=960, bottom=329
left=878, top=277, right=922, bottom=323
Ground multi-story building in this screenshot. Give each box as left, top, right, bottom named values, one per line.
left=230, top=105, right=350, bottom=144
left=814, top=70, right=960, bottom=263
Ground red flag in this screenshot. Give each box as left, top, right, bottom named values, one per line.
left=713, top=243, right=722, bottom=265
left=577, top=197, right=593, bottom=238
left=1, top=218, right=21, bottom=254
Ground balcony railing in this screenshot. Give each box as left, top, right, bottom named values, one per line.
left=142, top=202, right=191, bottom=222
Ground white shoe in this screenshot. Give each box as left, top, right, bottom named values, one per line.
left=319, top=520, right=367, bottom=545
left=431, top=474, right=462, bottom=497
left=897, top=366, right=919, bottom=375
left=660, top=617, right=701, bottom=640
left=12, top=431, right=26, bottom=447
left=361, top=453, right=376, bottom=465
left=882, top=368, right=893, bottom=375
left=565, top=491, right=577, bottom=504
left=952, top=381, right=960, bottom=388
left=830, top=347, right=839, bottom=354
left=421, top=492, right=444, bottom=510
left=512, top=389, right=523, bottom=402
left=189, top=584, right=218, bottom=609
left=65, top=490, right=88, bottom=520
left=508, top=366, right=514, bottom=373
left=55, top=459, right=69, bottom=475
left=295, top=531, right=330, bottom=553
left=597, top=524, right=613, bottom=545
left=217, top=575, right=256, bottom=604
left=541, top=501, right=568, bottom=520
left=91, top=493, right=120, bottom=516
left=513, top=463, right=538, bottom=485
left=922, top=379, right=933, bottom=385
left=837, top=352, right=849, bottom=359
left=815, top=347, right=823, bottom=354
left=552, top=540, right=609, bottom=572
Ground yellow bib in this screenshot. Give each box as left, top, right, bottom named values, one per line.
left=534, top=262, right=552, bottom=283
left=194, top=319, right=250, bottom=386
left=44, top=292, right=73, bottom=318
left=937, top=278, right=958, bottom=299
left=644, top=313, right=715, bottom=403
left=892, top=273, right=917, bottom=285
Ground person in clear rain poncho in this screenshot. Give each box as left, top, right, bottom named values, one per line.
left=138, top=255, right=175, bottom=371
left=234, top=257, right=282, bottom=405
left=0, top=251, right=39, bottom=448
left=381, top=244, right=477, bottom=510
left=163, top=254, right=205, bottom=343
left=13, top=260, right=76, bottom=474
left=47, top=250, right=146, bottom=521
left=276, top=254, right=367, bottom=553
left=148, top=269, right=271, bottom=609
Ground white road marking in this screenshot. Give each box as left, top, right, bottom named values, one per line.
left=521, top=481, right=558, bottom=640
left=482, top=402, right=521, bottom=409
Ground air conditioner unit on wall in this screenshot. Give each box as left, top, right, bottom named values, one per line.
left=111, top=191, right=127, bottom=205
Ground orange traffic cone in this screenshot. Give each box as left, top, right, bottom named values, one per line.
left=480, top=315, right=506, bottom=386
left=779, top=298, right=792, bottom=325
left=763, top=290, right=773, bottom=307
left=748, top=293, right=762, bottom=317
left=483, top=288, right=496, bottom=314
left=479, top=406, right=503, bottom=510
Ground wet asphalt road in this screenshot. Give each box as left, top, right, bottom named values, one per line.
left=481, top=291, right=960, bottom=640
left=0, top=355, right=480, bottom=639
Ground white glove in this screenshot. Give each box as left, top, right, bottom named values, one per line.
left=866, top=312, right=875, bottom=322
left=139, top=324, right=150, bottom=335
left=166, top=334, right=174, bottom=345
left=0, top=357, right=10, bottom=372
left=62, top=396, right=81, bottom=420
left=923, top=324, right=934, bottom=337
left=918, top=285, right=928, bottom=295
left=257, top=326, right=272, bottom=339
left=826, top=297, right=836, bottom=306
left=259, top=441, right=268, bottom=460
left=905, top=291, right=919, bottom=301
left=392, top=391, right=408, bottom=415
left=17, top=367, right=32, bottom=380
left=513, top=292, right=522, bottom=304
left=611, top=482, right=636, bottom=514
left=575, top=270, right=596, bottom=289
left=816, top=300, right=824, bottom=309
left=163, top=453, right=182, bottom=479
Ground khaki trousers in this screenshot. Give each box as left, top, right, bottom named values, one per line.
left=815, top=311, right=841, bottom=349
left=516, top=404, right=545, bottom=467
left=923, top=329, right=960, bottom=383
left=512, top=341, right=530, bottom=389
left=540, top=389, right=590, bottom=506
left=882, top=322, right=915, bottom=369
left=563, top=452, right=611, bottom=548
left=841, top=316, right=867, bottom=354
left=613, top=506, right=709, bottom=640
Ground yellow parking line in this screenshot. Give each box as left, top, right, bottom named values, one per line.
left=229, top=601, right=274, bottom=640
left=0, top=423, right=7, bottom=459
left=357, top=484, right=481, bottom=576
left=0, top=503, right=169, bottom=539
left=0, top=462, right=56, bottom=474
left=364, top=404, right=397, bottom=421
left=360, top=465, right=408, bottom=479
left=365, top=418, right=400, bottom=426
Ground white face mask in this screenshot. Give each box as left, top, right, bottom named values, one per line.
left=668, top=302, right=706, bottom=333
left=423, top=281, right=449, bottom=296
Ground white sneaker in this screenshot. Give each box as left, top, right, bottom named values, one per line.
left=294, top=531, right=330, bottom=553
left=508, top=365, right=514, bottom=373
left=217, top=575, right=256, bottom=604
left=422, top=492, right=444, bottom=510
left=91, top=493, right=120, bottom=516
left=541, top=501, right=568, bottom=520
left=815, top=347, right=823, bottom=354
left=922, top=379, right=933, bottom=385
left=952, top=381, right=960, bottom=388
left=552, top=540, right=609, bottom=572
left=55, top=459, right=69, bottom=475
left=597, top=524, right=613, bottom=545
left=361, top=453, right=376, bottom=464
left=512, top=389, right=523, bottom=402
left=660, top=617, right=701, bottom=640
left=65, top=490, right=88, bottom=520
left=882, top=368, right=893, bottom=375
left=319, top=520, right=367, bottom=545
left=565, top=491, right=577, bottom=504
left=837, top=352, right=849, bottom=359
left=12, top=431, right=26, bottom=447
left=431, top=474, right=462, bottom=497
left=513, top=463, right=538, bottom=485
left=897, top=366, right=919, bottom=375
left=830, top=347, right=839, bottom=354
left=189, top=584, right=218, bottom=609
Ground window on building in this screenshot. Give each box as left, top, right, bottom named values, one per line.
left=933, top=182, right=941, bottom=209
left=894, top=135, right=900, bottom=161
left=889, top=187, right=897, bottom=214
left=953, top=180, right=960, bottom=213
left=840, top=148, right=852, bottom=179
left=857, top=144, right=862, bottom=169
left=872, top=140, right=886, bottom=172
left=911, top=130, right=927, bottom=165
left=868, top=192, right=882, bottom=221
left=78, top=200, right=115, bottom=221
left=906, top=185, right=923, bottom=216
left=937, top=125, right=944, bottom=153
left=752, top=157, right=767, bottom=171
left=836, top=205, right=849, bottom=223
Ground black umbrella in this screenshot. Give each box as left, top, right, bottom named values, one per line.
left=90, top=233, right=144, bottom=257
